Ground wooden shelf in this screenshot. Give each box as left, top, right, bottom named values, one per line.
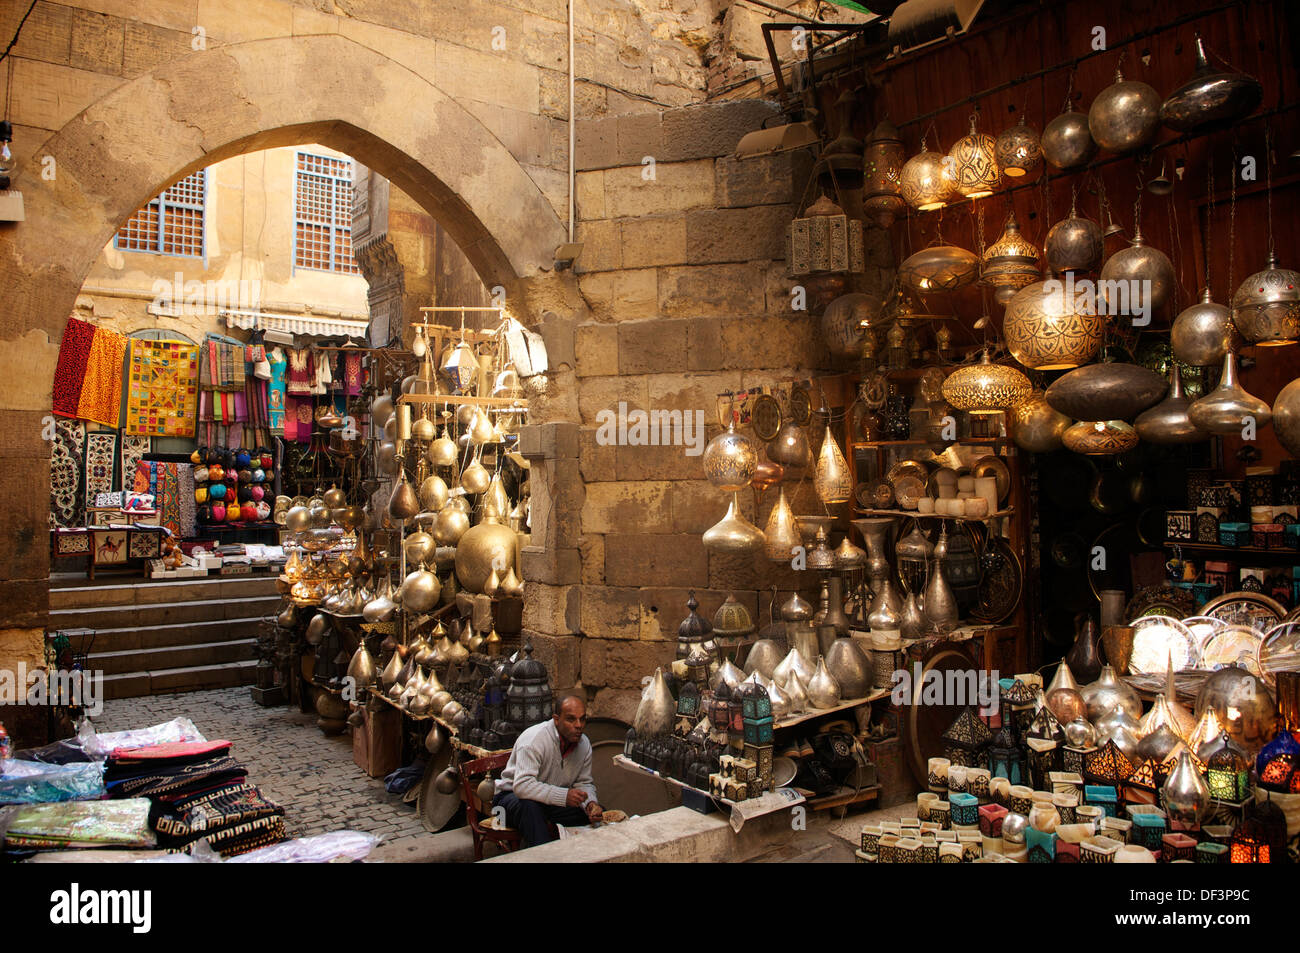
left=397, top=393, right=528, bottom=408
left=1164, top=540, right=1298, bottom=558
left=850, top=437, right=1006, bottom=448
left=774, top=690, right=890, bottom=729
left=851, top=508, right=1014, bottom=521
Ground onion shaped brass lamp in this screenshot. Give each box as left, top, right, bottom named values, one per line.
left=946, top=113, right=1001, bottom=199
left=900, top=137, right=953, bottom=211
left=941, top=350, right=1032, bottom=415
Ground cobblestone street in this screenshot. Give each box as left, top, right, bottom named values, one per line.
left=91, top=687, right=434, bottom=852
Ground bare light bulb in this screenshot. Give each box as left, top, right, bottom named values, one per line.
left=0, top=141, right=14, bottom=178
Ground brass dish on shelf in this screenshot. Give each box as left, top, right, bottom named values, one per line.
left=971, top=455, right=1011, bottom=504
left=751, top=393, right=782, bottom=442
left=1201, top=592, right=1286, bottom=633
left=1125, top=583, right=1197, bottom=622
left=893, top=476, right=926, bottom=510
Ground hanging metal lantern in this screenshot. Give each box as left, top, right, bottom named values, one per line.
left=1041, top=108, right=1097, bottom=170
left=822, top=292, right=882, bottom=361
left=1045, top=202, right=1103, bottom=273
left=505, top=642, right=553, bottom=731
left=703, top=418, right=757, bottom=491
left=1099, top=223, right=1176, bottom=315
left=814, top=425, right=853, bottom=504
left=1063, top=420, right=1139, bottom=455
left=1188, top=351, right=1273, bottom=434
left=1231, top=255, right=1300, bottom=346
left=1172, top=288, right=1236, bottom=365
left=898, top=245, right=980, bottom=293
left=994, top=115, right=1042, bottom=178
left=1274, top=378, right=1300, bottom=457
left=1003, top=276, right=1106, bottom=370
left=863, top=120, right=906, bottom=227
left=766, top=422, right=809, bottom=468
left=703, top=493, right=765, bottom=555
left=763, top=487, right=800, bottom=563
left=941, top=351, right=1032, bottom=415
left=900, top=140, right=953, bottom=211
left=676, top=590, right=717, bottom=661
left=441, top=340, right=478, bottom=394
left=1088, top=67, right=1162, bottom=153
left=1010, top=391, right=1071, bottom=452
left=981, top=213, right=1041, bottom=303
left=1045, top=362, right=1168, bottom=422
left=787, top=194, right=865, bottom=280
left=1160, top=34, right=1262, bottom=133
left=946, top=114, right=1001, bottom=199
left=1134, top=365, right=1208, bottom=444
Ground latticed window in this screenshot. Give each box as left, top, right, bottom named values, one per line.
left=294, top=152, right=358, bottom=274
left=114, top=170, right=206, bottom=257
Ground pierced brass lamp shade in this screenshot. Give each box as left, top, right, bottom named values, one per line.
left=763, top=487, right=800, bottom=563
left=941, top=351, right=1032, bottom=415
left=1232, top=255, right=1300, bottom=346
left=1063, top=420, right=1139, bottom=455
left=995, top=116, right=1042, bottom=177
left=814, top=425, right=853, bottom=504
left=898, top=245, right=980, bottom=293
left=946, top=117, right=1001, bottom=198
left=900, top=147, right=953, bottom=211
left=1045, top=205, right=1103, bottom=273
left=1099, top=226, right=1176, bottom=314
left=863, top=120, right=906, bottom=227
left=703, top=419, right=758, bottom=491
left=1003, top=277, right=1107, bottom=370
left=982, top=213, right=1041, bottom=303
left=1187, top=351, right=1272, bottom=434
left=703, top=492, right=765, bottom=555
left=1010, top=391, right=1071, bottom=453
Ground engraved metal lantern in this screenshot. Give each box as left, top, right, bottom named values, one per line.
left=676, top=591, right=717, bottom=662
left=1160, top=35, right=1263, bottom=133
left=946, top=114, right=1001, bottom=199
left=863, top=120, right=906, bottom=227
left=814, top=425, right=853, bottom=504
left=898, top=245, right=980, bottom=294
left=900, top=140, right=953, bottom=211
left=1041, top=108, right=1097, bottom=170
left=1045, top=203, right=1103, bottom=273
left=941, top=350, right=1032, bottom=415
left=505, top=643, right=552, bottom=732
left=787, top=195, right=865, bottom=280
left=982, top=213, right=1041, bottom=303
left=703, top=419, right=758, bottom=491
left=1063, top=420, right=1139, bottom=455
left=943, top=708, right=994, bottom=768
left=1173, top=289, right=1236, bottom=366
left=1088, top=67, right=1162, bottom=153
left=1003, top=277, right=1106, bottom=370
left=995, top=115, right=1042, bottom=178
left=1232, top=255, right=1300, bottom=347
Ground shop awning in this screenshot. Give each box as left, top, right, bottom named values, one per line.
left=221, top=309, right=369, bottom=340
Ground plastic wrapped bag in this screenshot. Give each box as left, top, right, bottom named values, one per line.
left=224, top=830, right=381, bottom=864
left=0, top=759, right=105, bottom=804
left=79, top=717, right=206, bottom=760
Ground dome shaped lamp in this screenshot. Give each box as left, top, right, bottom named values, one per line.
left=900, top=137, right=953, bottom=211
left=1002, top=275, right=1107, bottom=371
left=898, top=245, right=981, bottom=294
left=982, top=212, right=1041, bottom=304
left=1062, top=420, right=1139, bottom=455
left=1232, top=254, right=1300, bottom=346
left=941, top=350, right=1032, bottom=415
left=946, top=113, right=1001, bottom=199
left=994, top=115, right=1042, bottom=178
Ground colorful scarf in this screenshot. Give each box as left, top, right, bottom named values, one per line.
left=75, top=326, right=127, bottom=426
left=125, top=339, right=199, bottom=437
left=52, top=317, right=97, bottom=418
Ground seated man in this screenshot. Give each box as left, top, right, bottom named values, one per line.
left=492, top=692, right=603, bottom=847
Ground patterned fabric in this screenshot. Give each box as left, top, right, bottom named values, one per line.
left=343, top=352, right=363, bottom=396
left=286, top=348, right=313, bottom=395
left=52, top=317, right=96, bottom=419
left=268, top=349, right=287, bottom=434
left=176, top=464, right=197, bottom=537
left=49, top=419, right=86, bottom=528
left=119, top=435, right=151, bottom=492
left=75, top=326, right=127, bottom=426
left=83, top=430, right=120, bottom=501
left=132, top=460, right=153, bottom=497
left=126, top=339, right=199, bottom=437
left=152, top=782, right=284, bottom=853
left=156, top=462, right=183, bottom=536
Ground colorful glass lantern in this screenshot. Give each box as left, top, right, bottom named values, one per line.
left=988, top=723, right=1026, bottom=785
left=1084, top=740, right=1137, bottom=785
left=1124, top=757, right=1161, bottom=794
left=1231, top=795, right=1287, bottom=863
left=1256, top=729, right=1300, bottom=793
left=677, top=680, right=700, bottom=719
left=1229, top=825, right=1270, bottom=863
left=709, top=681, right=732, bottom=734
left=942, top=707, right=994, bottom=767
left=1203, top=732, right=1253, bottom=802
left=740, top=681, right=772, bottom=721
left=949, top=791, right=979, bottom=826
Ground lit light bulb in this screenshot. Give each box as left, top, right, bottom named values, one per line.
left=0, top=141, right=14, bottom=178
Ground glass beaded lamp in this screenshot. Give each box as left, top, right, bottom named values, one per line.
left=941, top=350, right=1033, bottom=415
left=900, top=137, right=953, bottom=211
left=947, top=113, right=1001, bottom=199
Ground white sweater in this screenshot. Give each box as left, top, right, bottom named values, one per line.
left=495, top=720, right=598, bottom=808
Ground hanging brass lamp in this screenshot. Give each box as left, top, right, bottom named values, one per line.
left=1089, top=66, right=1162, bottom=153
left=981, top=212, right=1041, bottom=303
left=1232, top=254, right=1300, bottom=346
left=900, top=137, right=953, bottom=211
left=941, top=350, right=1033, bottom=415
left=1002, top=275, right=1106, bottom=370
left=1045, top=200, right=1104, bottom=273
left=703, top=492, right=765, bottom=555
left=1010, top=391, right=1072, bottom=453
left=814, top=424, right=853, bottom=504
left=1187, top=351, right=1273, bottom=434
left=1135, top=365, right=1208, bottom=444
left=1062, top=420, right=1139, bottom=455
left=762, top=487, right=800, bottom=564
left=994, top=115, right=1042, bottom=178
left=1041, top=108, right=1097, bottom=170
left=787, top=194, right=866, bottom=281
left=1172, top=289, right=1236, bottom=365
left=946, top=113, right=1001, bottom=199
left=863, top=120, right=906, bottom=227
left=898, top=245, right=981, bottom=294
left=703, top=418, right=758, bottom=492
left=1099, top=221, right=1177, bottom=315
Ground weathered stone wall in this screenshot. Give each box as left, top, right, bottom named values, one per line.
left=521, top=99, right=894, bottom=723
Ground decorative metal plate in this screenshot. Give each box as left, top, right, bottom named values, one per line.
left=918, top=367, right=947, bottom=405
left=971, top=455, right=1011, bottom=504
left=772, top=756, right=798, bottom=788
left=751, top=394, right=782, bottom=442
left=1180, top=615, right=1229, bottom=655
left=1200, top=624, right=1263, bottom=673
left=1128, top=615, right=1198, bottom=675
left=863, top=478, right=895, bottom=509
left=415, top=745, right=460, bottom=833
left=887, top=459, right=929, bottom=486
left=1201, top=592, right=1286, bottom=633
left=859, top=373, right=889, bottom=411
left=970, top=537, right=1022, bottom=625
left=893, top=476, right=926, bottom=510
left=1258, top=621, right=1300, bottom=690
left=788, top=384, right=812, bottom=426
left=1125, top=583, right=1197, bottom=623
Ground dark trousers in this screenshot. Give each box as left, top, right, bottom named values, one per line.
left=492, top=791, right=590, bottom=848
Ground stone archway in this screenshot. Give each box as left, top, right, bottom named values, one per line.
left=0, top=33, right=572, bottom=708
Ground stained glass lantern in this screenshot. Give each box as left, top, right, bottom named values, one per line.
left=1084, top=739, right=1137, bottom=785
left=1229, top=824, right=1271, bottom=863
left=677, top=681, right=700, bottom=719
left=988, top=723, right=1026, bottom=785
left=942, top=708, right=993, bottom=767
left=1124, top=757, right=1161, bottom=798
left=504, top=642, right=552, bottom=731
left=1230, top=796, right=1287, bottom=863
left=740, top=681, right=772, bottom=721
left=1203, top=732, right=1253, bottom=802
left=1255, top=729, right=1300, bottom=793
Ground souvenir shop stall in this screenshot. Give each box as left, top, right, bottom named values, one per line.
left=265, top=309, right=554, bottom=836
left=616, top=1, right=1300, bottom=860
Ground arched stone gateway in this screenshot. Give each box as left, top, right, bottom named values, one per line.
left=0, top=33, right=573, bottom=679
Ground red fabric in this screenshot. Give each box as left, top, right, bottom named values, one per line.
left=110, top=740, right=232, bottom=762
left=52, top=317, right=97, bottom=418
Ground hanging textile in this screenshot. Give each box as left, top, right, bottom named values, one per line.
left=268, top=348, right=287, bottom=435
left=52, top=317, right=97, bottom=419
left=82, top=430, right=120, bottom=502
left=125, top=339, right=199, bottom=437
left=285, top=348, right=313, bottom=395
left=75, top=326, right=127, bottom=426
left=119, top=436, right=151, bottom=494
left=176, top=464, right=197, bottom=537
left=343, top=351, right=363, bottom=396
left=49, top=419, right=86, bottom=528
left=155, top=463, right=184, bottom=536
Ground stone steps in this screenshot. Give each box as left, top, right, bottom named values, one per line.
left=101, top=661, right=259, bottom=700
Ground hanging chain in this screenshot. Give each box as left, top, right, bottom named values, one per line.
left=1060, top=68, right=1075, bottom=114
left=1265, top=125, right=1275, bottom=260
left=1204, top=151, right=1214, bottom=291
left=974, top=201, right=987, bottom=258
left=1228, top=143, right=1237, bottom=292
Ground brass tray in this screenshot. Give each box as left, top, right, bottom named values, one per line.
left=971, top=455, right=1011, bottom=504
left=1201, top=592, right=1286, bottom=633
left=1125, top=583, right=1197, bottom=623
left=751, top=393, right=782, bottom=442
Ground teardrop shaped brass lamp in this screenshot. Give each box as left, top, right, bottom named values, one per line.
left=814, top=424, right=853, bottom=504
left=1187, top=351, right=1272, bottom=434
left=762, top=487, right=800, bottom=563
left=703, top=492, right=765, bottom=555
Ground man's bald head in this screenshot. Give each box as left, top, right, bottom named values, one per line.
left=553, top=692, right=587, bottom=743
